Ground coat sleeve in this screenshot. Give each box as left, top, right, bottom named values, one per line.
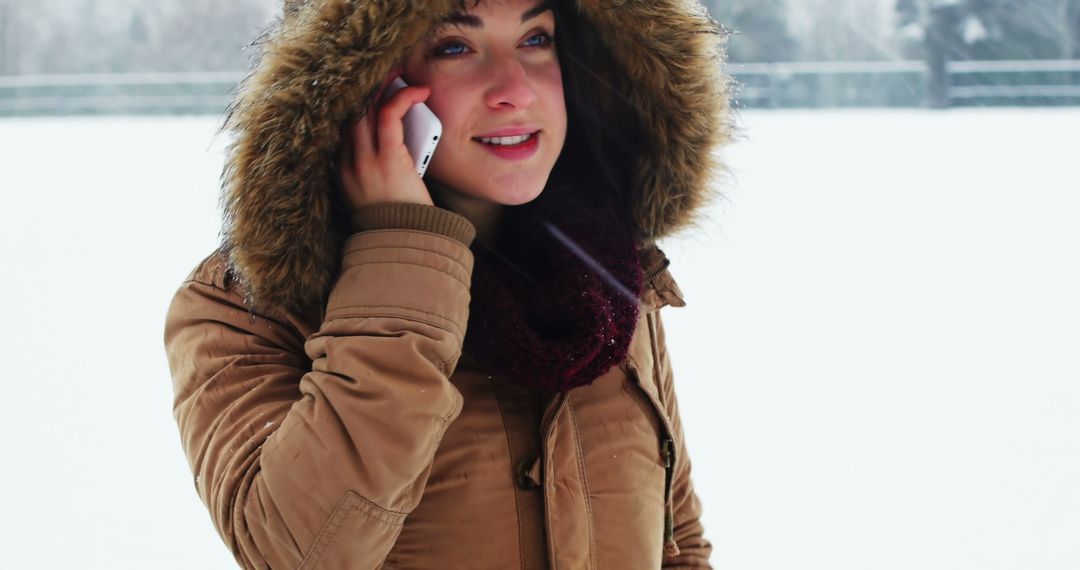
left=165, top=219, right=472, bottom=569
left=651, top=311, right=714, bottom=569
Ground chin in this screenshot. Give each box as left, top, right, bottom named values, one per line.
left=428, top=168, right=554, bottom=210
left=491, top=183, right=546, bottom=206
left=458, top=169, right=549, bottom=206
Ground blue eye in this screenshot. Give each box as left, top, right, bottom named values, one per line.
left=523, top=32, right=553, bottom=48
left=435, top=42, right=468, bottom=57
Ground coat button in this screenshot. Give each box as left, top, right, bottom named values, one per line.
left=516, top=456, right=540, bottom=490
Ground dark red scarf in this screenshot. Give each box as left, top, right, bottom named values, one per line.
left=464, top=206, right=643, bottom=392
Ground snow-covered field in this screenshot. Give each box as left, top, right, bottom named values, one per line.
left=1, top=109, right=1077, bottom=569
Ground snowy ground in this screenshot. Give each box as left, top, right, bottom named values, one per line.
left=1, top=109, right=1077, bottom=569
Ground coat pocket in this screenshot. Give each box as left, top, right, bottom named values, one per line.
left=297, top=491, right=407, bottom=570
left=555, top=365, right=670, bottom=569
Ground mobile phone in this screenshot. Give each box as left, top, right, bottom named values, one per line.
left=384, top=77, right=442, bottom=177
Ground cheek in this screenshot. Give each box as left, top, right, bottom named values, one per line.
left=423, top=83, right=466, bottom=136
left=539, top=67, right=567, bottom=127
left=402, top=62, right=456, bottom=123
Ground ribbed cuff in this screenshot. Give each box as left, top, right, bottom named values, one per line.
left=351, top=203, right=476, bottom=246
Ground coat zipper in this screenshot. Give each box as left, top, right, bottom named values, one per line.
left=625, top=364, right=681, bottom=557
left=661, top=436, right=680, bottom=558
left=642, top=257, right=671, bottom=289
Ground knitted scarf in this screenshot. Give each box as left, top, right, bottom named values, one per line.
left=463, top=204, right=643, bottom=392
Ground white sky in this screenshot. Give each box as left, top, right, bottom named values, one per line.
left=0, top=109, right=1077, bottom=568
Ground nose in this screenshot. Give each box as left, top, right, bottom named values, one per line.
left=482, top=54, right=538, bottom=110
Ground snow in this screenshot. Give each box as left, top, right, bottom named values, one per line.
left=1, top=108, right=1078, bottom=568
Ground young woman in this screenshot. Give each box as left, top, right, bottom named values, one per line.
left=165, top=0, right=730, bottom=567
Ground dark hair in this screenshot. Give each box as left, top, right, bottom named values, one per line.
left=511, top=0, right=648, bottom=239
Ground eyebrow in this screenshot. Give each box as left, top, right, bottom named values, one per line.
left=442, top=1, right=554, bottom=29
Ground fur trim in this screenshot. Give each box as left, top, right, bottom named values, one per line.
left=221, top=0, right=731, bottom=311
left=573, top=0, right=731, bottom=240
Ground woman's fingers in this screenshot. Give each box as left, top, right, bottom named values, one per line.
left=376, top=85, right=431, bottom=156
left=338, top=74, right=436, bottom=211
left=352, top=111, right=373, bottom=160
left=350, top=85, right=428, bottom=164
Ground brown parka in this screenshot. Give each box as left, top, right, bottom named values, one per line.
left=165, top=1, right=730, bottom=568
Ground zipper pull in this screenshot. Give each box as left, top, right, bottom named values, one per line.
left=661, top=437, right=680, bottom=557
left=663, top=508, right=681, bottom=557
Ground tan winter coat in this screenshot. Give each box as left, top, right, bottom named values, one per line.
left=165, top=0, right=730, bottom=568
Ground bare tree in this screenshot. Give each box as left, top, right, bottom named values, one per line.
left=901, top=0, right=1080, bottom=60
left=0, top=0, right=277, bottom=75
left=1011, top=0, right=1080, bottom=58
left=0, top=0, right=18, bottom=74
left=1060, top=0, right=1079, bottom=58
left=140, top=0, right=277, bottom=72
left=785, top=0, right=902, bottom=61
left=701, top=0, right=797, bottom=62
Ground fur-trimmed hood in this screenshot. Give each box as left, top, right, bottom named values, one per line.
left=220, top=0, right=731, bottom=312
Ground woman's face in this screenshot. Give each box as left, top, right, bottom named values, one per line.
left=402, top=0, right=567, bottom=208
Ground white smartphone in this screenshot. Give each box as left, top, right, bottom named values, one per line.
left=384, top=77, right=442, bottom=177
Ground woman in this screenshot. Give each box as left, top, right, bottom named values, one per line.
left=165, top=0, right=730, bottom=567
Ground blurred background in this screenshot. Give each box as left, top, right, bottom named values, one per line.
left=1, top=0, right=1079, bottom=113
left=1, top=1, right=1077, bottom=569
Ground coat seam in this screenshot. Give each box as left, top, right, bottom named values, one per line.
left=646, top=314, right=668, bottom=411
left=387, top=389, right=463, bottom=513
left=338, top=260, right=469, bottom=289
left=297, top=490, right=408, bottom=570
left=324, top=305, right=458, bottom=323
left=567, top=396, right=598, bottom=569
left=542, top=393, right=569, bottom=570
left=348, top=227, right=472, bottom=248
left=644, top=313, right=682, bottom=560
left=342, top=243, right=466, bottom=267
left=322, top=307, right=464, bottom=340
left=491, top=378, right=529, bottom=569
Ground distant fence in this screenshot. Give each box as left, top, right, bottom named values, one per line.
left=1, top=60, right=1079, bottom=116
left=729, top=59, right=1080, bottom=109
left=0, top=71, right=243, bottom=116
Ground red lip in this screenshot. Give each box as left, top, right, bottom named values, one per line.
left=473, top=131, right=540, bottom=161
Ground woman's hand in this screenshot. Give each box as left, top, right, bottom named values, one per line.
left=339, top=73, right=435, bottom=211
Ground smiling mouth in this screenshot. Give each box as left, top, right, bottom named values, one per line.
left=472, top=131, right=540, bottom=147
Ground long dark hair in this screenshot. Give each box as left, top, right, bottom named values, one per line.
left=502, top=0, right=648, bottom=247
